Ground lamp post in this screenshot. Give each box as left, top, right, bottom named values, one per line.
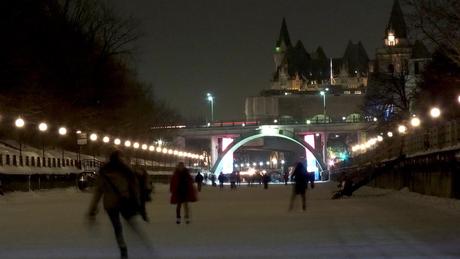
left=15, top=118, right=25, bottom=165
left=58, top=127, right=67, bottom=166
left=207, top=93, right=214, bottom=122
left=38, top=122, right=48, bottom=166
left=319, top=88, right=329, bottom=123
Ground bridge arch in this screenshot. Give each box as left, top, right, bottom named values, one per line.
left=211, top=126, right=327, bottom=174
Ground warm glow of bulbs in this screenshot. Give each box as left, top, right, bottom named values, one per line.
left=90, top=133, right=98, bottom=141
left=410, top=117, right=421, bottom=127
left=430, top=107, right=441, bottom=118
left=58, top=127, right=67, bottom=136
left=15, top=118, right=25, bottom=128
left=398, top=125, right=407, bottom=134
left=38, top=122, right=48, bottom=132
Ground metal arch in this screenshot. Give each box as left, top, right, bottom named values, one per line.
left=210, top=128, right=327, bottom=174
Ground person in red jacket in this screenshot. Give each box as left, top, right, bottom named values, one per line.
left=170, top=162, right=197, bottom=224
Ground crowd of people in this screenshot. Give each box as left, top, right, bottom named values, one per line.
left=86, top=150, right=318, bottom=258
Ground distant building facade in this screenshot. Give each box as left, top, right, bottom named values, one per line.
left=245, top=0, right=430, bottom=122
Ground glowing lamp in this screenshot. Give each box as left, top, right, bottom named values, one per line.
left=90, top=133, right=98, bottom=141
left=58, top=127, right=67, bottom=136
left=410, top=117, right=421, bottom=127
left=38, top=122, right=48, bottom=132
left=15, top=118, right=25, bottom=128
left=430, top=107, right=441, bottom=118
left=114, top=138, right=121, bottom=145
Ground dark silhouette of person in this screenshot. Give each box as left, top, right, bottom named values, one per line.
left=230, top=171, right=237, bottom=189
left=170, top=162, right=197, bottom=224
left=210, top=173, right=217, bottom=187
left=283, top=171, right=289, bottom=185
left=195, top=171, right=204, bottom=192
left=262, top=173, right=271, bottom=189
left=218, top=172, right=225, bottom=189
left=289, top=162, right=308, bottom=211
left=236, top=171, right=241, bottom=186
left=88, top=150, right=147, bottom=259
left=134, top=167, right=153, bottom=221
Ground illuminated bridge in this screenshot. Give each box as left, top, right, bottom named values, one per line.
left=165, top=120, right=375, bottom=175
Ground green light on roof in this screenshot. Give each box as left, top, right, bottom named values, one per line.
left=275, top=46, right=280, bottom=52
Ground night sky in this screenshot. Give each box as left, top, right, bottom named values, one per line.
left=111, top=0, right=395, bottom=121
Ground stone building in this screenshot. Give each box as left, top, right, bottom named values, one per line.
left=245, top=0, right=431, bottom=122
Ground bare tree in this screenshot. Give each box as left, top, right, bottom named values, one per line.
left=60, top=0, right=140, bottom=60
left=404, top=0, right=460, bottom=66
left=363, top=73, right=412, bottom=123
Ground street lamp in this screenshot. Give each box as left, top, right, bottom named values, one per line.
left=15, top=117, right=25, bottom=165
left=398, top=125, right=407, bottom=134
left=114, top=138, right=121, bottom=145
left=319, top=89, right=328, bottom=122
left=206, top=93, right=214, bottom=122
left=90, top=133, right=98, bottom=141
left=15, top=118, right=25, bottom=128
left=430, top=107, right=441, bottom=118
left=58, top=127, right=67, bottom=166
left=410, top=117, right=421, bottom=127
left=38, top=122, right=48, bottom=165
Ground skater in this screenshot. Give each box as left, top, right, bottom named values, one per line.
left=236, top=171, right=241, bottom=186
left=262, top=173, right=270, bottom=189
left=229, top=171, right=237, bottom=189
left=283, top=171, right=289, bottom=185
left=170, top=162, right=197, bottom=224
left=195, top=171, right=204, bottom=192
left=218, top=172, right=225, bottom=189
left=210, top=173, right=217, bottom=187
left=134, top=167, right=153, bottom=221
left=88, top=150, right=148, bottom=259
left=288, top=162, right=308, bottom=211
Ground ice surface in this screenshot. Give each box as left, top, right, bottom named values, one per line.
left=0, top=182, right=459, bottom=258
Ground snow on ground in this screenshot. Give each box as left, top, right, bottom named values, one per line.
left=1, top=182, right=460, bottom=259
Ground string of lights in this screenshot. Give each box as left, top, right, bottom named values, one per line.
left=351, top=101, right=457, bottom=154
left=10, top=115, right=205, bottom=161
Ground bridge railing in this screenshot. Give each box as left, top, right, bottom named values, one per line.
left=157, top=116, right=372, bottom=130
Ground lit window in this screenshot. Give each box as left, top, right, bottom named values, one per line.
left=387, top=32, right=396, bottom=46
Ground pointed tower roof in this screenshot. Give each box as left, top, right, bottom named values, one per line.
left=385, top=0, right=407, bottom=38
left=276, top=18, right=292, bottom=48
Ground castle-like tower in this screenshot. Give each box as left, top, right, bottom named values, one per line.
left=271, top=18, right=370, bottom=93
left=375, top=0, right=430, bottom=76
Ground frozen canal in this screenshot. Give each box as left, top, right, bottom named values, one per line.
left=1, top=182, right=460, bottom=258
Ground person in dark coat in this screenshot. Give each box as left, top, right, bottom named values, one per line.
left=170, top=162, right=197, bottom=224
left=210, top=173, right=217, bottom=187
left=88, top=150, right=145, bottom=259
left=134, top=168, right=153, bottom=221
left=283, top=171, right=289, bottom=185
left=195, top=172, right=204, bottom=192
left=229, top=171, right=237, bottom=189
left=218, top=172, right=225, bottom=189
left=288, top=162, right=308, bottom=211
left=262, top=173, right=271, bottom=189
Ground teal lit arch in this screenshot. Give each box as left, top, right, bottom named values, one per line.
left=211, top=126, right=327, bottom=174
